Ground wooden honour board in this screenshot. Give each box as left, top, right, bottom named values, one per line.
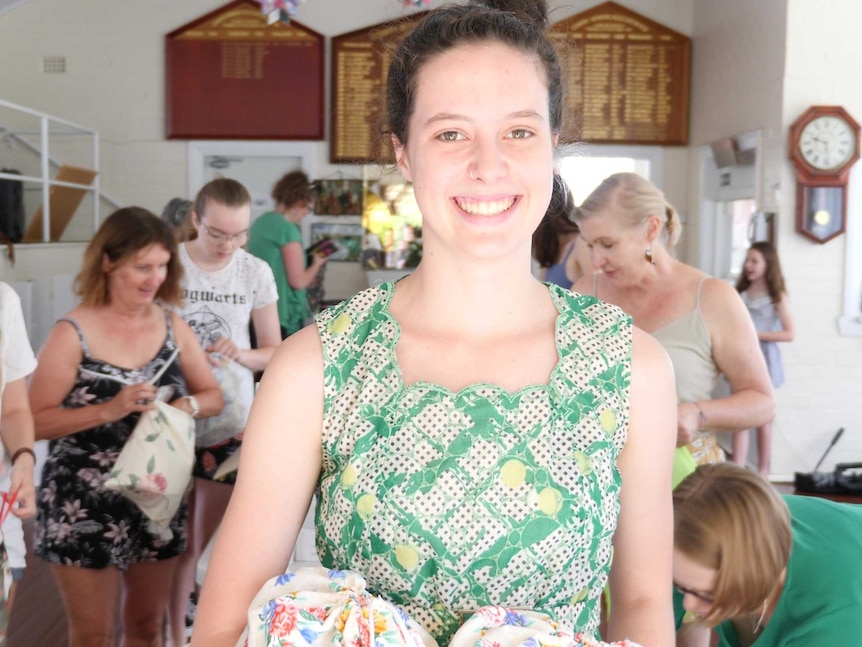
left=550, top=1, right=691, bottom=146
left=166, top=0, right=325, bottom=140
left=330, top=13, right=427, bottom=164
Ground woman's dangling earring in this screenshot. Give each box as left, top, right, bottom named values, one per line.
left=645, top=247, right=655, bottom=264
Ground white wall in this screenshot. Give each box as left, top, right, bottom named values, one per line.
left=688, top=0, right=862, bottom=475
left=774, top=0, right=862, bottom=473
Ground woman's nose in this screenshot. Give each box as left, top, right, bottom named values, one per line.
left=469, top=137, right=507, bottom=182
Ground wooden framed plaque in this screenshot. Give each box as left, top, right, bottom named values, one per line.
left=549, top=1, right=691, bottom=145
left=330, top=13, right=427, bottom=164
left=166, top=0, right=325, bottom=140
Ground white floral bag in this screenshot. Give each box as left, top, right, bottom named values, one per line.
left=238, top=567, right=643, bottom=647
left=95, top=348, right=196, bottom=539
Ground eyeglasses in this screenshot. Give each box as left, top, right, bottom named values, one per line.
left=199, top=220, right=250, bottom=245
left=674, top=583, right=715, bottom=605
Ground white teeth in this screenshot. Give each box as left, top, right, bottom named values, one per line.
left=456, top=197, right=516, bottom=216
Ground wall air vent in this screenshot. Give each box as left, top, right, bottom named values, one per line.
left=41, top=56, right=66, bottom=74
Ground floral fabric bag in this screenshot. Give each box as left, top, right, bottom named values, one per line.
left=239, top=567, right=643, bottom=647
left=98, top=348, right=196, bottom=539
left=195, top=354, right=246, bottom=448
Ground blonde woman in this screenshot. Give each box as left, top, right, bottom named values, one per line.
left=573, top=173, right=774, bottom=468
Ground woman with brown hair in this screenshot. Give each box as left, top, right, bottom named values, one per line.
left=673, top=462, right=862, bottom=646
left=247, top=170, right=328, bottom=337
left=168, top=178, right=281, bottom=646
left=194, top=1, right=676, bottom=645
left=29, top=207, right=222, bottom=646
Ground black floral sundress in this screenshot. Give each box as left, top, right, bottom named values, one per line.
left=34, top=314, right=189, bottom=570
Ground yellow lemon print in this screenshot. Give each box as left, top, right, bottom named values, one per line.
left=536, top=487, right=563, bottom=515
left=395, top=545, right=420, bottom=571
left=501, top=459, right=527, bottom=488
left=599, top=408, right=616, bottom=433
left=328, top=312, right=352, bottom=335
left=570, top=587, right=589, bottom=604
left=574, top=451, right=595, bottom=476
left=341, top=464, right=358, bottom=489
left=355, top=493, right=377, bottom=520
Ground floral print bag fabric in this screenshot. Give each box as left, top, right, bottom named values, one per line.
left=97, top=348, right=196, bottom=539
left=239, top=567, right=642, bottom=647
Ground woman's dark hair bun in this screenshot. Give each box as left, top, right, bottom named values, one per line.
left=472, top=0, right=549, bottom=29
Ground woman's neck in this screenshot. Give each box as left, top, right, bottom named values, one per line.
left=747, top=277, right=768, bottom=295
left=397, top=257, right=547, bottom=337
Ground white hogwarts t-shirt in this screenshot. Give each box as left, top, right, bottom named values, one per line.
left=176, top=244, right=278, bottom=421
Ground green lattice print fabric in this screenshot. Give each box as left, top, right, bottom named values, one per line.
left=314, top=282, right=632, bottom=643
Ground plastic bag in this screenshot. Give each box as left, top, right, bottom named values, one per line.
left=195, top=355, right=247, bottom=447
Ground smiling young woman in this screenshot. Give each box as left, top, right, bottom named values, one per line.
left=192, top=3, right=677, bottom=646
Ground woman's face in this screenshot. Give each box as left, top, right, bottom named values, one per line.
left=673, top=547, right=718, bottom=618
left=106, top=244, right=171, bottom=307
left=743, top=248, right=767, bottom=282
left=394, top=42, right=556, bottom=261
left=578, top=214, right=651, bottom=287
left=193, top=199, right=251, bottom=263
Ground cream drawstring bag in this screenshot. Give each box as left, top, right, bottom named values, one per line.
left=95, top=348, right=196, bottom=539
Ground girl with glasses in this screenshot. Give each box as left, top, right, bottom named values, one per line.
left=169, top=177, right=281, bottom=646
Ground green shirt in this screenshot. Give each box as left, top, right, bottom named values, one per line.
left=717, top=495, right=862, bottom=646
left=247, top=211, right=308, bottom=334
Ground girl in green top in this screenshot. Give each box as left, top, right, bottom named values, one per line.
left=247, top=170, right=328, bottom=337
left=673, top=462, right=862, bottom=647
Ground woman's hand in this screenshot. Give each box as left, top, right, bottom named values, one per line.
left=9, top=452, right=36, bottom=519
left=676, top=402, right=703, bottom=447
left=207, top=336, right=242, bottom=365
left=104, top=382, right=158, bottom=421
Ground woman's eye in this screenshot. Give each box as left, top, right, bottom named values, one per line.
left=438, top=131, right=462, bottom=142
left=509, top=129, right=533, bottom=139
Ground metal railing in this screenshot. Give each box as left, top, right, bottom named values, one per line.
left=0, top=97, right=117, bottom=242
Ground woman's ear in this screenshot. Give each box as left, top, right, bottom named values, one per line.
left=645, top=213, right=662, bottom=244
left=101, top=253, right=113, bottom=273
left=392, top=135, right=411, bottom=181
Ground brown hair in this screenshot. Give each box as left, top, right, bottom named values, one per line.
left=735, top=241, right=787, bottom=303
left=532, top=175, right=579, bottom=267
left=385, top=0, right=563, bottom=148
left=574, top=172, right=682, bottom=249
left=193, top=177, right=251, bottom=221
left=187, top=178, right=252, bottom=241
left=271, top=170, right=313, bottom=209
left=75, top=207, right=183, bottom=307
left=673, top=463, right=791, bottom=626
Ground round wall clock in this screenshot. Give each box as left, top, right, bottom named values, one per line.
left=789, top=106, right=861, bottom=244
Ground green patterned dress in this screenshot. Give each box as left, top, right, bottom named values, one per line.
left=314, top=282, right=632, bottom=643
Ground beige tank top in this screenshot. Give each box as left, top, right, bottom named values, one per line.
left=591, top=274, right=723, bottom=464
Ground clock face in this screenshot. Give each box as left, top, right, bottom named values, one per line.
left=798, top=116, right=858, bottom=171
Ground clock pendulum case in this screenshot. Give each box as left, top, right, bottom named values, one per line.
left=788, top=106, right=861, bottom=244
